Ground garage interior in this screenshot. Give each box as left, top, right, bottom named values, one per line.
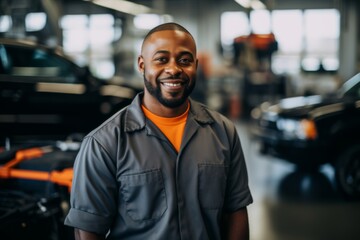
left=1, top=0, right=360, bottom=239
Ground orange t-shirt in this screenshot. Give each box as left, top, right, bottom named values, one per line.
left=141, top=104, right=190, bottom=152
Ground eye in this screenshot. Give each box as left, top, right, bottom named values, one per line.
left=179, top=57, right=192, bottom=65
left=155, top=57, right=168, bottom=63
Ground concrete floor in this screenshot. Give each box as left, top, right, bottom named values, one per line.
left=235, top=121, right=360, bottom=240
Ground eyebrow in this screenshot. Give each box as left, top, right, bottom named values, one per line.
left=153, top=50, right=195, bottom=58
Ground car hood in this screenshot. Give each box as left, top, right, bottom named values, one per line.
left=260, top=93, right=344, bottom=119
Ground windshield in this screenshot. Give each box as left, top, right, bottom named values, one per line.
left=0, top=44, right=79, bottom=83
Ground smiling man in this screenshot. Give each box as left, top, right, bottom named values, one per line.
left=140, top=23, right=197, bottom=115
left=64, top=22, right=253, bottom=240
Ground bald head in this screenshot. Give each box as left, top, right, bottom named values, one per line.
left=137, top=22, right=198, bottom=114
left=141, top=22, right=196, bottom=53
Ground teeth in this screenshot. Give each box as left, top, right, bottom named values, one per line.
left=163, top=82, right=181, bottom=87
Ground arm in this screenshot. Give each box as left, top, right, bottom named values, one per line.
left=74, top=228, right=105, bottom=240
left=223, top=207, right=250, bottom=240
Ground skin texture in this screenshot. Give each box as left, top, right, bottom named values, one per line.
left=223, top=208, right=250, bottom=240
left=74, top=228, right=105, bottom=240
left=139, top=29, right=198, bottom=117
left=74, top=23, right=250, bottom=240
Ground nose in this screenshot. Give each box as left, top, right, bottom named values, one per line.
left=165, top=61, right=182, bottom=76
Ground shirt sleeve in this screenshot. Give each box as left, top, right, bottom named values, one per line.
left=223, top=124, right=253, bottom=213
left=64, top=136, right=117, bottom=235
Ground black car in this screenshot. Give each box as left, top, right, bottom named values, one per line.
left=252, top=72, right=360, bottom=199
left=0, top=38, right=141, bottom=142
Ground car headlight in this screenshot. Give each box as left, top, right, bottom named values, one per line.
left=276, top=118, right=317, bottom=140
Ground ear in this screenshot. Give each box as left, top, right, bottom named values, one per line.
left=138, top=55, right=145, bottom=74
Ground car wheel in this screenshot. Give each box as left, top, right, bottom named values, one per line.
left=335, top=144, right=360, bottom=200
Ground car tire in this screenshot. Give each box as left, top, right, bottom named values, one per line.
left=335, top=144, right=360, bottom=200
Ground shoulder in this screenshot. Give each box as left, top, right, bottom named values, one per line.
left=190, top=99, right=236, bottom=131
left=87, top=93, right=145, bottom=140
left=88, top=106, right=128, bottom=140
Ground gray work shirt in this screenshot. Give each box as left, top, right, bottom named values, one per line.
left=64, top=93, right=253, bottom=239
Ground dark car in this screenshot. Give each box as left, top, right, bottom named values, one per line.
left=252, top=72, right=360, bottom=199
left=0, top=38, right=141, bottom=142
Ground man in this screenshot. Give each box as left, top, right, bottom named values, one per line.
left=64, top=22, right=253, bottom=240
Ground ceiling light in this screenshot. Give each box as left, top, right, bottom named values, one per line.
left=235, top=0, right=251, bottom=8
left=251, top=0, right=266, bottom=9
left=235, top=0, right=266, bottom=10
left=89, top=0, right=152, bottom=15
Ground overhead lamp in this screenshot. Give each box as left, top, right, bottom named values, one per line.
left=235, top=0, right=251, bottom=8
left=86, top=0, right=152, bottom=15
left=250, top=0, right=266, bottom=9
left=235, top=0, right=266, bottom=10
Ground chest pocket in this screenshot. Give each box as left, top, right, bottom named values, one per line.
left=120, top=169, right=167, bottom=221
left=198, top=164, right=228, bottom=209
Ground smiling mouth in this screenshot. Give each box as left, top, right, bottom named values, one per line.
left=162, top=82, right=182, bottom=87
left=160, top=81, right=185, bottom=94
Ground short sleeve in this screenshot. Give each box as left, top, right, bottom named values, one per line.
left=223, top=125, right=253, bottom=213
left=64, top=136, right=117, bottom=235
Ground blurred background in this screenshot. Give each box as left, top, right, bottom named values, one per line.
left=0, top=0, right=359, bottom=239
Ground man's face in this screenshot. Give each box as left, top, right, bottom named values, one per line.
left=138, top=30, right=198, bottom=108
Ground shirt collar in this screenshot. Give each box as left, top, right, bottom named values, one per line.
left=124, top=92, right=214, bottom=132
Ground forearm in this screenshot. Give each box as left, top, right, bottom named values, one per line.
left=223, top=207, right=250, bottom=240
left=74, top=228, right=106, bottom=240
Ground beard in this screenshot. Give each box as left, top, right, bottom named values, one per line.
left=143, top=72, right=195, bottom=108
